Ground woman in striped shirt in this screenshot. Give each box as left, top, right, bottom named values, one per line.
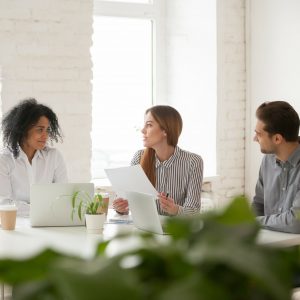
left=113, top=105, right=203, bottom=216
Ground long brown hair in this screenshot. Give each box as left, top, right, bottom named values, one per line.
left=140, top=105, right=183, bottom=185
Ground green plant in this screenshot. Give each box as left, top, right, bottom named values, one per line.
left=71, top=191, right=105, bottom=221
left=0, top=196, right=300, bottom=300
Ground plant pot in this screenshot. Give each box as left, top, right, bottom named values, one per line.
left=85, top=213, right=105, bottom=234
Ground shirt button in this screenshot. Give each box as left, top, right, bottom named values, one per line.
left=282, top=187, right=286, bottom=191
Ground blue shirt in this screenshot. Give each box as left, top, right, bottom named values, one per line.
left=252, top=144, right=300, bottom=233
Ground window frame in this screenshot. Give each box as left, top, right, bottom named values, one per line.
left=93, top=0, right=166, bottom=104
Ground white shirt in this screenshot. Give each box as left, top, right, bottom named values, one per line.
left=0, top=146, right=68, bottom=215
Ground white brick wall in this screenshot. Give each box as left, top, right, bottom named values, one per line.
left=0, top=0, right=93, bottom=182
left=217, top=0, right=246, bottom=205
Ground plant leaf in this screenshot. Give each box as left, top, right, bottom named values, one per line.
left=78, top=201, right=83, bottom=221
left=71, top=191, right=80, bottom=209
left=216, top=195, right=256, bottom=224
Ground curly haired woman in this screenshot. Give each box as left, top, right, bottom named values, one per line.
left=0, top=98, right=68, bottom=215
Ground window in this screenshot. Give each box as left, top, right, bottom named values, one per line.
left=91, top=16, right=153, bottom=181
left=164, top=1, right=217, bottom=176
left=91, top=0, right=217, bottom=183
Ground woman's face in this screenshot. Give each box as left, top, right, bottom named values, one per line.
left=22, top=116, right=50, bottom=151
left=141, top=112, right=167, bottom=148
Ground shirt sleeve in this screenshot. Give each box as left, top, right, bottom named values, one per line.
left=53, top=149, right=68, bottom=183
left=252, top=165, right=265, bottom=216
left=256, top=191, right=300, bottom=233
left=253, top=158, right=300, bottom=233
left=0, top=154, right=14, bottom=202
left=177, top=155, right=203, bottom=215
left=130, top=150, right=143, bottom=166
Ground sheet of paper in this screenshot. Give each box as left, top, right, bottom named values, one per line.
left=104, top=165, right=158, bottom=197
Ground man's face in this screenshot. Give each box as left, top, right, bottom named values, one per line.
left=254, top=120, right=277, bottom=154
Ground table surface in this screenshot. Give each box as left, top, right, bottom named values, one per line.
left=0, top=209, right=136, bottom=260
left=257, top=228, right=300, bottom=247
left=1, top=210, right=300, bottom=260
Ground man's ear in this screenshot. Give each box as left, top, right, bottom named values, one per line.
left=273, top=133, right=284, bottom=145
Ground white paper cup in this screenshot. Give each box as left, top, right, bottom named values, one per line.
left=0, top=205, right=18, bottom=230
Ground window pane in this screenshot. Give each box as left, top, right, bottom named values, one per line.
left=91, top=16, right=152, bottom=181
left=165, top=0, right=216, bottom=177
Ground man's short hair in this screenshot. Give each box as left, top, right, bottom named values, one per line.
left=256, top=101, right=300, bottom=142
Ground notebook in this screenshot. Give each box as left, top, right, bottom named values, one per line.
left=125, top=191, right=169, bottom=235
left=30, top=183, right=94, bottom=227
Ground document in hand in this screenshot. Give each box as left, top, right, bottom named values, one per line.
left=104, top=165, right=158, bottom=197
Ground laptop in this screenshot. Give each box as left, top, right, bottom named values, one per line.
left=125, top=191, right=169, bottom=235
left=30, top=183, right=94, bottom=227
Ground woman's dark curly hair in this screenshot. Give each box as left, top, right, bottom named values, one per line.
left=2, top=98, right=62, bottom=158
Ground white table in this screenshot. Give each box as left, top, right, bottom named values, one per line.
left=3, top=220, right=300, bottom=260
left=2, top=215, right=300, bottom=300
left=0, top=210, right=134, bottom=300
left=0, top=213, right=134, bottom=260
left=257, top=229, right=300, bottom=247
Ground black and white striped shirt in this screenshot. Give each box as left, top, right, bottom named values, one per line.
left=131, top=146, right=203, bottom=215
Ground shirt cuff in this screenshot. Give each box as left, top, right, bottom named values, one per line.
left=256, top=216, right=265, bottom=224
left=177, top=205, right=184, bottom=215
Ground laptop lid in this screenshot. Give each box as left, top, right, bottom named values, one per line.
left=30, top=183, right=94, bottom=227
left=126, top=191, right=166, bottom=235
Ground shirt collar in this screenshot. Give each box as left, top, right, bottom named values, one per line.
left=274, top=144, right=300, bottom=168
left=18, top=147, right=46, bottom=161
left=155, top=146, right=180, bottom=168
left=287, top=144, right=300, bottom=168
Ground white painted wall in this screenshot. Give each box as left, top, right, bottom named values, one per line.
left=246, top=0, right=300, bottom=199
left=164, top=0, right=217, bottom=177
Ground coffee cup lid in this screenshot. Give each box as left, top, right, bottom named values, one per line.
left=0, top=205, right=18, bottom=211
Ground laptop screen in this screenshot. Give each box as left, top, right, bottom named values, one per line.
left=30, top=183, right=94, bottom=227
left=126, top=191, right=166, bottom=235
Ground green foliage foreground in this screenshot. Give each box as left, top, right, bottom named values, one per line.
left=0, top=196, right=299, bottom=300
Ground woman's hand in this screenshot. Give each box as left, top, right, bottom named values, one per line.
left=158, top=192, right=179, bottom=216
left=113, top=198, right=129, bottom=215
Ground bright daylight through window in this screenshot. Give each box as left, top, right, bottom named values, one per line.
left=91, top=0, right=216, bottom=183
left=91, top=16, right=152, bottom=183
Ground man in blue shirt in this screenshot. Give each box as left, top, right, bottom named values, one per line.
left=252, top=101, right=300, bottom=233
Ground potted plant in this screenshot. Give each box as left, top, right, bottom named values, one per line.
left=71, top=191, right=107, bottom=234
